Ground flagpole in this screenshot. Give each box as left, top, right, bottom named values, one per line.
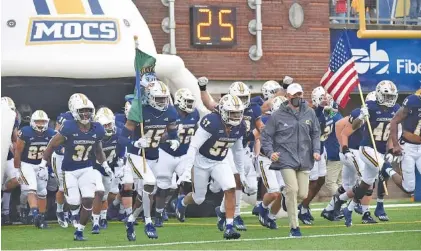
left=343, top=30, right=388, bottom=195
left=134, top=35, right=147, bottom=174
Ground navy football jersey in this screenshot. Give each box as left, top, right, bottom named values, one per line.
left=325, top=113, right=342, bottom=161
left=360, top=101, right=400, bottom=154
left=115, top=113, right=126, bottom=129
left=93, top=127, right=124, bottom=176
left=348, top=108, right=364, bottom=150
left=160, top=108, right=200, bottom=157
left=59, top=120, right=106, bottom=171
left=127, top=105, right=178, bottom=160
left=54, top=111, right=74, bottom=155
left=402, top=94, right=421, bottom=138
left=315, top=106, right=334, bottom=155
left=19, top=126, right=56, bottom=165
left=242, top=103, right=262, bottom=147
left=7, top=119, right=20, bottom=160
left=251, top=96, right=264, bottom=107
left=198, top=112, right=246, bottom=161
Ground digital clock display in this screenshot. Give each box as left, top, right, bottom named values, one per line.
left=190, top=6, right=237, bottom=47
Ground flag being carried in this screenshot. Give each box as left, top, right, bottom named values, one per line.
left=320, top=31, right=359, bottom=108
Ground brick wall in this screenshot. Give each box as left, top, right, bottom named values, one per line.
left=135, top=0, right=330, bottom=94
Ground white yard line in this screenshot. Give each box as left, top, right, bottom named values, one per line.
left=41, top=229, right=421, bottom=251
left=242, top=203, right=421, bottom=214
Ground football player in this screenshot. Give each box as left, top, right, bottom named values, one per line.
left=343, top=80, right=399, bottom=227
left=118, top=80, right=179, bottom=240
left=53, top=93, right=86, bottom=228
left=298, top=87, right=334, bottom=225
left=91, top=107, right=125, bottom=233
left=382, top=89, right=421, bottom=198
left=250, top=80, right=285, bottom=110
left=255, top=96, right=288, bottom=230
left=1, top=97, right=20, bottom=225
left=41, top=95, right=111, bottom=240
left=175, top=94, right=247, bottom=240
left=153, top=88, right=199, bottom=227
left=13, top=110, right=55, bottom=228
left=321, top=92, right=378, bottom=223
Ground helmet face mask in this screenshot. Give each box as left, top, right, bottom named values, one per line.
left=94, top=107, right=115, bottom=136
left=271, top=96, right=287, bottom=113
left=146, top=81, right=171, bottom=111
left=219, top=94, right=245, bottom=127
left=30, top=110, right=49, bottom=133
left=229, top=82, right=251, bottom=107
left=175, top=88, right=196, bottom=113
left=376, top=80, right=398, bottom=107
left=72, top=97, right=95, bottom=125
left=311, top=87, right=327, bottom=107
left=262, top=80, right=282, bottom=100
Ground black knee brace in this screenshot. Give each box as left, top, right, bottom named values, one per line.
left=365, top=189, right=374, bottom=196
left=156, top=188, right=170, bottom=198
left=352, top=184, right=366, bottom=201
left=120, top=189, right=133, bottom=198
left=337, top=185, right=346, bottom=195
left=180, top=182, right=192, bottom=193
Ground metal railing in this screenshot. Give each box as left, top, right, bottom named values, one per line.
left=329, top=0, right=421, bottom=25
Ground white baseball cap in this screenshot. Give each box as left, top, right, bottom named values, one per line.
left=287, top=83, right=303, bottom=95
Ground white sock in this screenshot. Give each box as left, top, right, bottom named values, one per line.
left=144, top=217, right=152, bottom=225
left=156, top=208, right=164, bottom=214
left=100, top=210, right=107, bottom=220
left=226, top=218, right=233, bottom=225
left=235, top=190, right=242, bottom=217
left=262, top=202, right=268, bottom=209
left=127, top=214, right=136, bottom=222
left=125, top=207, right=132, bottom=216
left=361, top=205, right=369, bottom=213
left=181, top=198, right=187, bottom=207
left=268, top=212, right=276, bottom=220
left=142, top=191, right=151, bottom=218
left=377, top=198, right=384, bottom=203
left=220, top=196, right=226, bottom=213
left=92, top=214, right=100, bottom=225
left=133, top=207, right=143, bottom=218
left=339, top=193, right=349, bottom=201
left=385, top=167, right=396, bottom=177
left=300, top=206, right=308, bottom=214
left=56, top=203, right=64, bottom=213
left=348, top=200, right=356, bottom=211
left=255, top=201, right=261, bottom=206
left=2, top=192, right=11, bottom=215
left=77, top=224, right=85, bottom=232
left=325, top=197, right=335, bottom=211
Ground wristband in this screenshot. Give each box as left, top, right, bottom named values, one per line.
left=198, top=83, right=207, bottom=91
left=342, top=145, right=350, bottom=154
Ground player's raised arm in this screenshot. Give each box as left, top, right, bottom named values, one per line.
left=197, top=77, right=218, bottom=111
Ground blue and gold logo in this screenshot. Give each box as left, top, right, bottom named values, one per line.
left=26, top=0, right=120, bottom=45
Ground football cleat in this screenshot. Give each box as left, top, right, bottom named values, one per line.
left=266, top=218, right=278, bottom=229
left=126, top=221, right=136, bottom=241
left=233, top=216, right=247, bottom=231
left=99, top=219, right=108, bottom=229
left=258, top=203, right=269, bottom=227
left=64, top=212, right=72, bottom=225
left=91, top=224, right=100, bottom=234
left=354, top=203, right=363, bottom=215
left=215, top=206, right=226, bottom=231
left=289, top=227, right=302, bottom=237
left=252, top=205, right=259, bottom=216
left=38, top=214, right=48, bottom=229
left=223, top=224, right=241, bottom=240
left=175, top=195, right=186, bottom=222
left=73, top=230, right=86, bottom=241
left=70, top=214, right=80, bottom=229
left=154, top=212, right=164, bottom=228
left=19, top=208, right=29, bottom=225
left=333, top=194, right=346, bottom=216
left=163, top=209, right=169, bottom=221
left=1, top=214, right=12, bottom=225
left=144, top=223, right=158, bottom=239
left=362, top=212, right=377, bottom=224
left=298, top=205, right=312, bottom=225
left=320, top=209, right=340, bottom=221
left=56, top=212, right=68, bottom=228
left=374, top=202, right=389, bottom=221
left=343, top=207, right=353, bottom=227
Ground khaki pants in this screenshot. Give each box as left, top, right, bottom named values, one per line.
left=319, top=160, right=343, bottom=197
left=280, top=169, right=310, bottom=229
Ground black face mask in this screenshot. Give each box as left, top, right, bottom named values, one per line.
left=290, top=97, right=302, bottom=107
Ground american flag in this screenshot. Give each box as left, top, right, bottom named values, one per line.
left=320, top=32, right=359, bottom=108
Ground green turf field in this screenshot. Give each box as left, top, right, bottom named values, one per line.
left=2, top=201, right=421, bottom=250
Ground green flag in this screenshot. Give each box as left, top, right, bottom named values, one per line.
left=127, top=48, right=157, bottom=123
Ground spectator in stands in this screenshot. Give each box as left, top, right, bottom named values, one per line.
left=365, top=0, right=377, bottom=23
left=409, top=0, right=421, bottom=24
left=334, top=0, right=348, bottom=23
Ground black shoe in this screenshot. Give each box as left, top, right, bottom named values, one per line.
left=1, top=214, right=12, bottom=225
left=362, top=211, right=377, bottom=224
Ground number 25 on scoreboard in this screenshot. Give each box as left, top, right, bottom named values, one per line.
left=190, top=6, right=237, bottom=47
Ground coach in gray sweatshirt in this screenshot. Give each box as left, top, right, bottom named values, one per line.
left=261, top=83, right=320, bottom=237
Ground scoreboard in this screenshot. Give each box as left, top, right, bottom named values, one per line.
left=189, top=6, right=237, bottom=47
